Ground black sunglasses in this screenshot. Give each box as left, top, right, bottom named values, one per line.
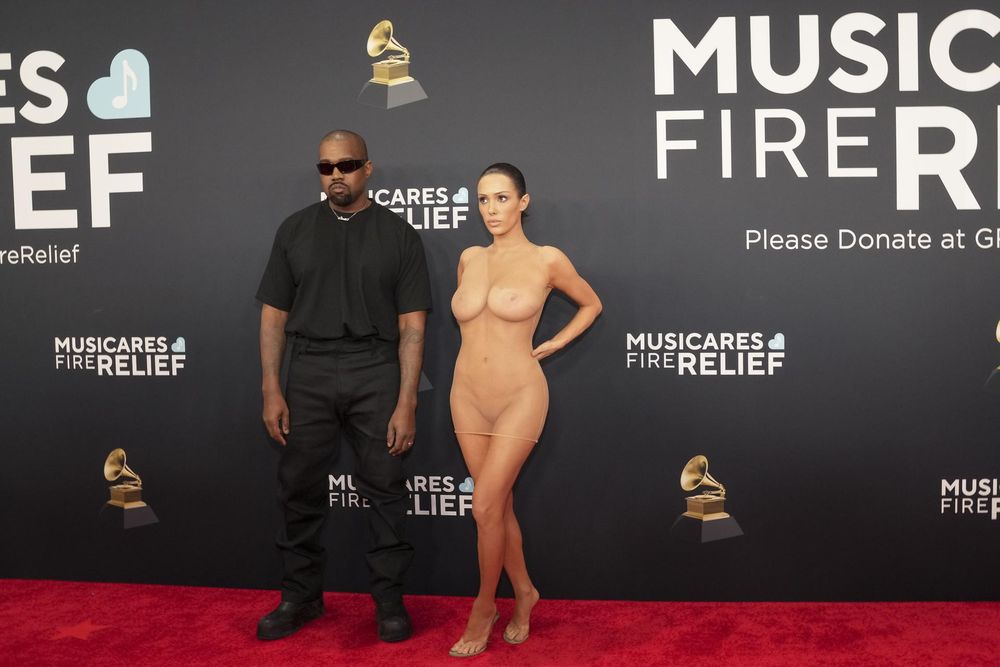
left=316, top=159, right=367, bottom=175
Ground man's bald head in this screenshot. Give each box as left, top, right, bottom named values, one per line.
left=320, top=129, right=368, bottom=159
left=317, top=130, right=372, bottom=212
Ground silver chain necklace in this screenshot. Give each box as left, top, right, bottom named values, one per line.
left=331, top=200, right=372, bottom=222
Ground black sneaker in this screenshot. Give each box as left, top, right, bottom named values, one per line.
left=375, top=599, right=412, bottom=642
left=256, top=598, right=325, bottom=640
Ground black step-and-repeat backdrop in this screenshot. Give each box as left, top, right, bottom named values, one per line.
left=3, top=0, right=1000, bottom=601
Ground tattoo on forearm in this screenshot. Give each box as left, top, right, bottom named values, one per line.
left=397, top=325, right=424, bottom=397
left=400, top=326, right=424, bottom=346
left=260, top=317, right=286, bottom=385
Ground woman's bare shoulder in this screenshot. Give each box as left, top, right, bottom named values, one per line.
left=459, top=245, right=488, bottom=264
left=538, top=245, right=572, bottom=265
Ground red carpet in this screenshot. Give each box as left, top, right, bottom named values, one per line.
left=1, top=579, right=997, bottom=666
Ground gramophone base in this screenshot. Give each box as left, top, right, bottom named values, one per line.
left=109, top=483, right=143, bottom=505
left=100, top=501, right=159, bottom=529
left=357, top=79, right=427, bottom=109
left=670, top=513, right=743, bottom=543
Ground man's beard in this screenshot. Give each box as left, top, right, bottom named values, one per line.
left=328, top=186, right=357, bottom=207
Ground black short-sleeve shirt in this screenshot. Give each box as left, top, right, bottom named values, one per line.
left=256, top=201, right=432, bottom=342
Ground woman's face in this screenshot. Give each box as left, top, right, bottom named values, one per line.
left=477, top=173, right=529, bottom=237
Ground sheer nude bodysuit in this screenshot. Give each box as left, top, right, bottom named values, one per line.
left=450, top=245, right=551, bottom=444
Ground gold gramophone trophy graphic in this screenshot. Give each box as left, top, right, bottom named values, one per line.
left=670, top=455, right=743, bottom=543
left=357, top=19, right=428, bottom=109
left=102, top=448, right=158, bottom=529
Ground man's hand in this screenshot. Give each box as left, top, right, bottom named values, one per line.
left=260, top=304, right=290, bottom=445
left=263, top=391, right=290, bottom=446
left=386, top=404, right=416, bottom=456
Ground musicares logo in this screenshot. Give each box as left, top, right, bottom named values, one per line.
left=54, top=335, right=186, bottom=376
left=625, top=331, right=785, bottom=375
left=320, top=186, right=470, bottom=231
left=330, top=473, right=473, bottom=517
left=371, top=186, right=470, bottom=230
left=1, top=47, right=152, bottom=265
left=940, top=478, right=1000, bottom=520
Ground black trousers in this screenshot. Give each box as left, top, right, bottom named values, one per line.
left=276, top=338, right=413, bottom=604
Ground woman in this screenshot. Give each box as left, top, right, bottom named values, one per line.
left=448, top=163, right=602, bottom=657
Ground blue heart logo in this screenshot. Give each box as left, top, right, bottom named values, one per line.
left=87, top=49, right=151, bottom=119
left=452, top=187, right=469, bottom=204
left=459, top=477, right=474, bottom=493
left=767, top=333, right=785, bottom=351
left=171, top=337, right=186, bottom=353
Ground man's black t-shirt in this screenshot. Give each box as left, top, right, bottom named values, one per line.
left=256, top=201, right=432, bottom=342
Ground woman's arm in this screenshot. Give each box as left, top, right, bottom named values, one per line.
left=532, top=246, right=603, bottom=360
left=456, top=246, right=479, bottom=286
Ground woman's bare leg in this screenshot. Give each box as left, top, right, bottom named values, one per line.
left=500, top=492, right=539, bottom=642
left=450, top=434, right=535, bottom=656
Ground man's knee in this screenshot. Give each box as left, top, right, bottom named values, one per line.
left=354, top=441, right=406, bottom=493
left=355, top=472, right=407, bottom=503
left=278, top=458, right=329, bottom=503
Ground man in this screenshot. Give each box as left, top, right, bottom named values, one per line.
left=255, top=130, right=431, bottom=642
